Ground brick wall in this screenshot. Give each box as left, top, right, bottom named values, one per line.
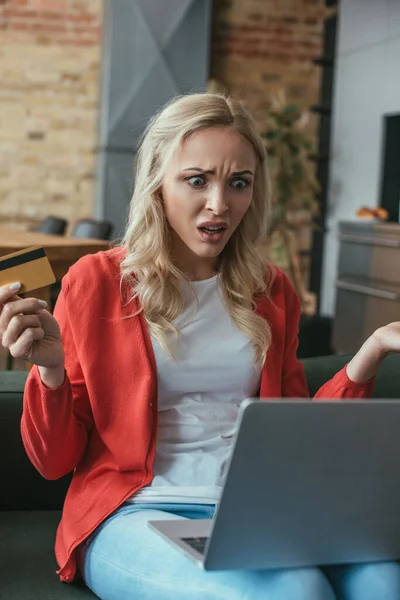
left=210, top=0, right=327, bottom=130
left=0, top=0, right=103, bottom=230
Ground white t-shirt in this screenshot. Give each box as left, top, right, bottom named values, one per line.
left=129, top=274, right=262, bottom=505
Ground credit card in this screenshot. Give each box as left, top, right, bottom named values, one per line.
left=0, top=246, right=56, bottom=293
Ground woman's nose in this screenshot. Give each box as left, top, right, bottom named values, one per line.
left=205, top=185, right=228, bottom=215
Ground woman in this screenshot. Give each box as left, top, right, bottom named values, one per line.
left=1, top=93, right=400, bottom=600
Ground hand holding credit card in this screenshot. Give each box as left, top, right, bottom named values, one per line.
left=0, top=246, right=64, bottom=376
left=0, top=246, right=56, bottom=293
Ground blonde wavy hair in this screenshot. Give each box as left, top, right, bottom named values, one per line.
left=120, top=92, right=274, bottom=364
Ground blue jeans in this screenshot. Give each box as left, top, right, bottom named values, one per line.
left=77, top=503, right=400, bottom=600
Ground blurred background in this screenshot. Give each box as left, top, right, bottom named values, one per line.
left=1, top=0, right=400, bottom=367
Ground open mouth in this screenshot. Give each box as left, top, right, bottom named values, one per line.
left=198, top=226, right=226, bottom=234
left=197, top=224, right=228, bottom=244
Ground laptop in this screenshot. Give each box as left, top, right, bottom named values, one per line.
left=149, top=398, right=400, bottom=571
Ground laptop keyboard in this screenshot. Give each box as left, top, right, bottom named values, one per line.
left=181, top=536, right=208, bottom=555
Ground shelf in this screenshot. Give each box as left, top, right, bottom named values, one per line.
left=308, top=154, right=330, bottom=163
left=310, top=105, right=332, bottom=116
left=313, top=57, right=334, bottom=67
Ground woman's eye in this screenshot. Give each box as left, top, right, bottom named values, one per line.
left=187, top=176, right=205, bottom=187
left=231, top=178, right=249, bottom=191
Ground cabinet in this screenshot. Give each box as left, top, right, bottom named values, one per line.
left=333, top=221, right=400, bottom=353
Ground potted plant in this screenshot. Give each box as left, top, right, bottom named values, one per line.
left=261, top=90, right=320, bottom=314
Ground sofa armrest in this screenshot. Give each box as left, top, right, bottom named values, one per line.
left=0, top=370, right=29, bottom=393
left=0, top=370, right=71, bottom=510
left=302, top=354, right=400, bottom=399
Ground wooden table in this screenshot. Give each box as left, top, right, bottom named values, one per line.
left=0, top=227, right=110, bottom=307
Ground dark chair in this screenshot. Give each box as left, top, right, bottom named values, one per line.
left=33, top=216, right=68, bottom=236
left=71, top=219, right=113, bottom=241
left=49, top=219, right=113, bottom=310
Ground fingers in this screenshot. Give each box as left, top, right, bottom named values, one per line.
left=0, top=296, right=47, bottom=333
left=0, top=282, right=22, bottom=304
left=1, top=313, right=42, bottom=348
left=8, top=326, right=45, bottom=360
left=0, top=284, right=48, bottom=353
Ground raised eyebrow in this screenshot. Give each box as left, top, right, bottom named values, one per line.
left=231, top=170, right=254, bottom=177
left=182, top=168, right=254, bottom=176
left=182, top=168, right=215, bottom=174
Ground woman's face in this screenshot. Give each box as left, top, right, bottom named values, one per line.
left=161, top=127, right=257, bottom=279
